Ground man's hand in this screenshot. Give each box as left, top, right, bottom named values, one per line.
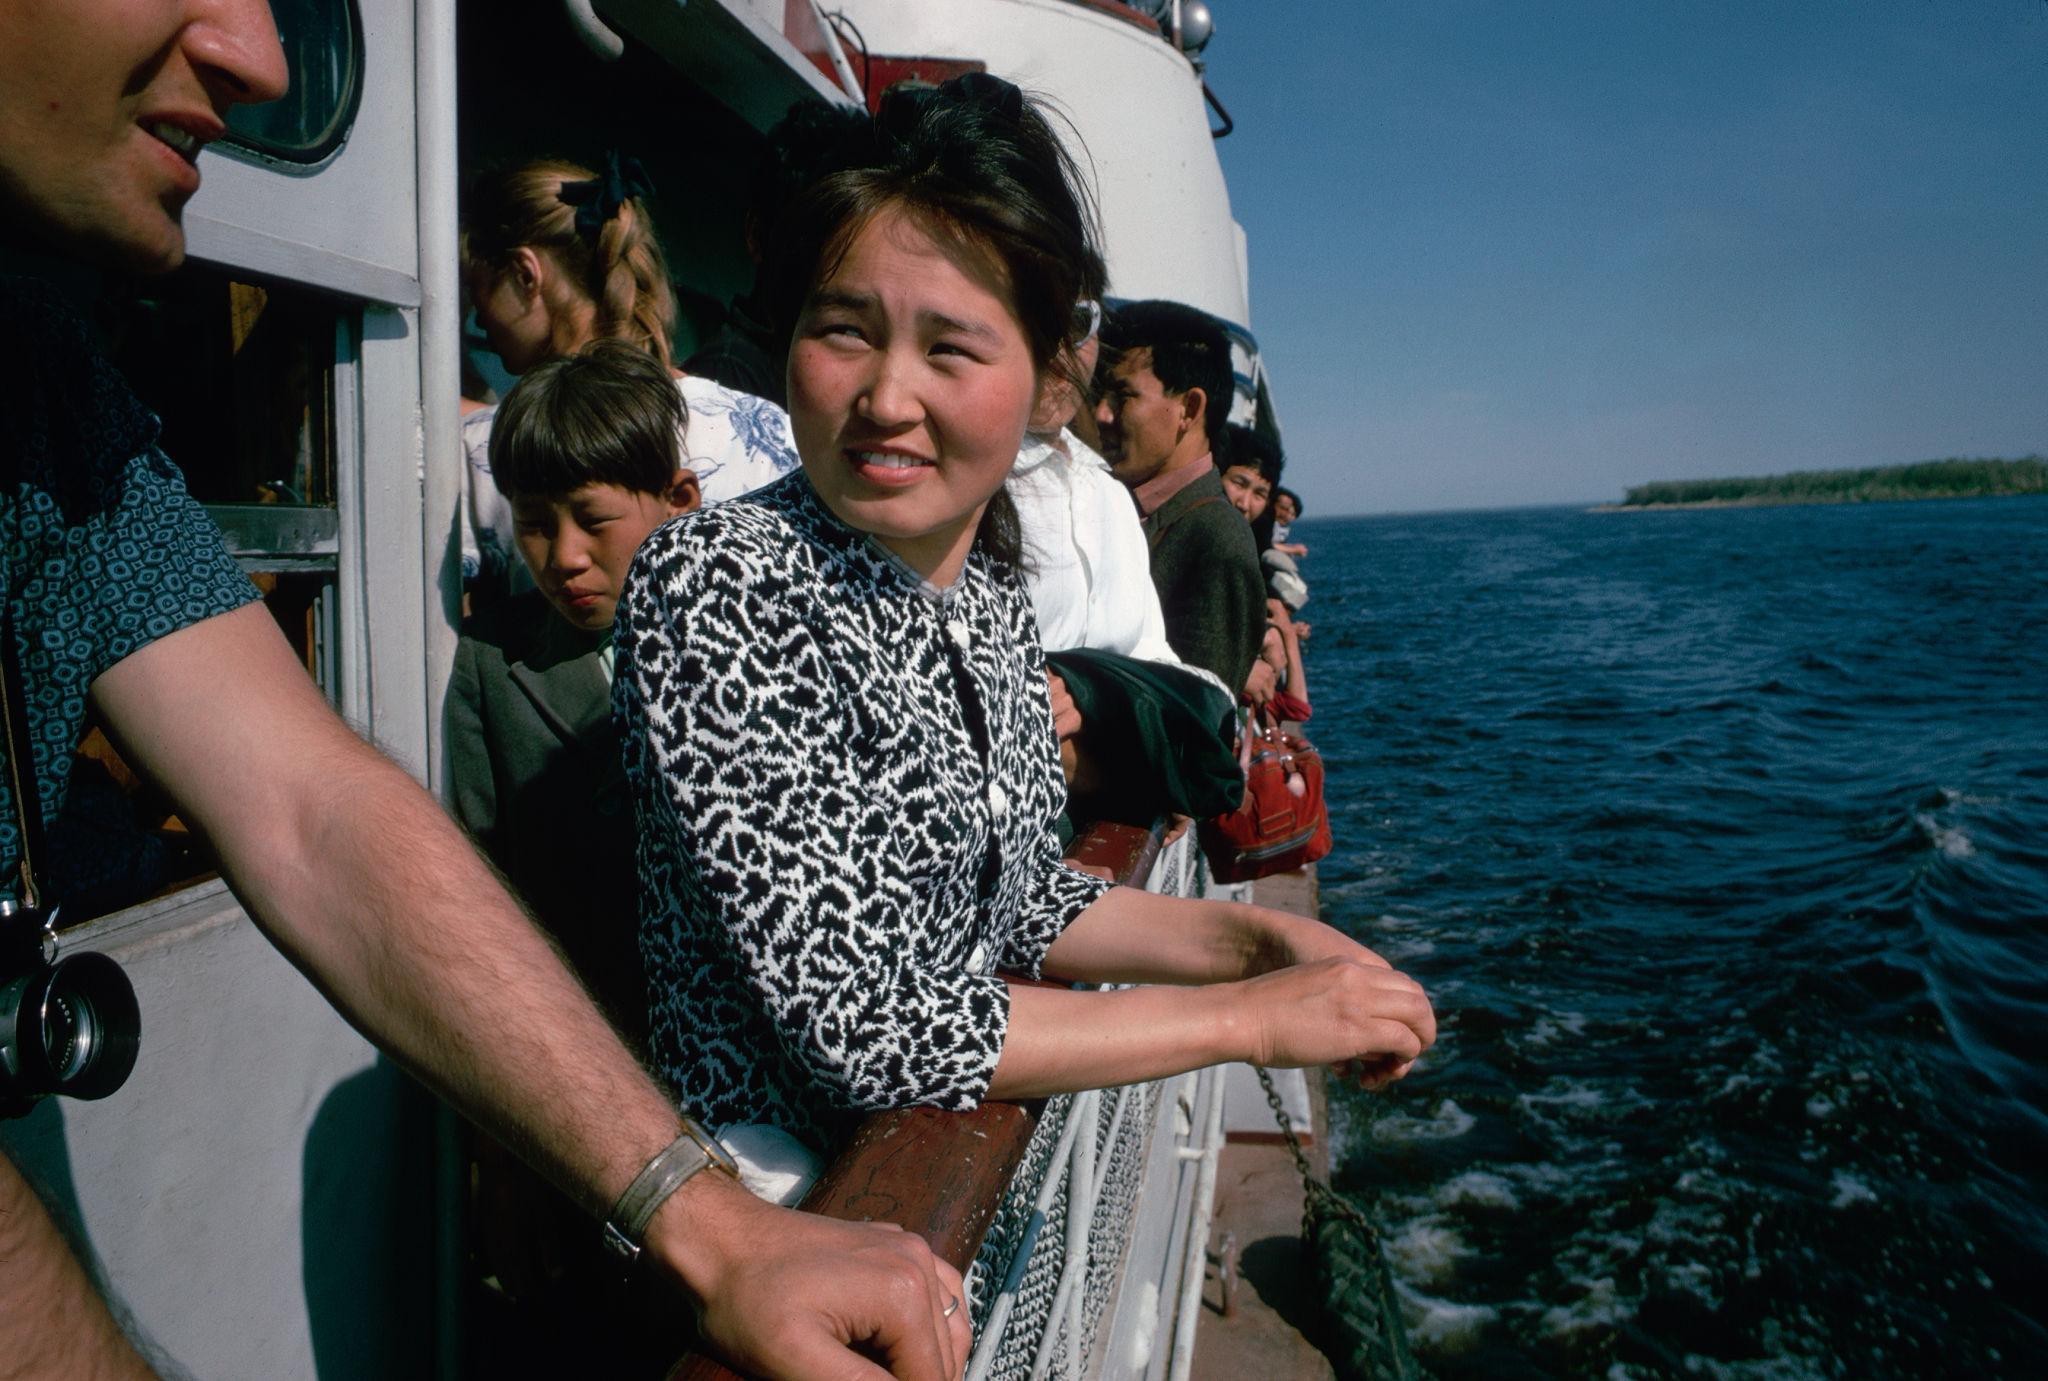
left=1046, top=671, right=1082, bottom=741
left=654, top=1175, right=971, bottom=1381
left=1243, top=657, right=1278, bottom=706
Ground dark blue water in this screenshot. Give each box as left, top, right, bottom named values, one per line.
left=1302, top=497, right=2048, bottom=1379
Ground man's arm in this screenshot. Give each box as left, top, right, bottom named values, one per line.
left=1, top=1152, right=156, bottom=1381
left=88, top=603, right=967, bottom=1380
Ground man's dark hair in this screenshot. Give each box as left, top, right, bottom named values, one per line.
left=1221, top=422, right=1284, bottom=488
left=490, top=340, right=685, bottom=500
left=1100, top=300, right=1234, bottom=452
left=1274, top=486, right=1303, bottom=519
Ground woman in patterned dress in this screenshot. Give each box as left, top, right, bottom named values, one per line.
left=614, top=76, right=1436, bottom=1155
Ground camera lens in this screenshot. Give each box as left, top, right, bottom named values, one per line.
left=42, top=986, right=93, bottom=1081
left=0, top=951, right=138, bottom=1109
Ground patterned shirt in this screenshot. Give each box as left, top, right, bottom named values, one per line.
left=0, top=275, right=258, bottom=898
left=614, top=472, right=1113, bottom=1149
left=460, top=374, right=801, bottom=595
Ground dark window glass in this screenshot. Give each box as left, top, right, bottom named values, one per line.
left=224, top=0, right=365, bottom=163
left=61, top=267, right=352, bottom=922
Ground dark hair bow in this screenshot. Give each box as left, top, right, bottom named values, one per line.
left=875, top=71, right=1026, bottom=143
left=951, top=72, right=1025, bottom=120
left=558, top=152, right=654, bottom=239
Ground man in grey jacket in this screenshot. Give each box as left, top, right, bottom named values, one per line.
left=1095, top=301, right=1267, bottom=696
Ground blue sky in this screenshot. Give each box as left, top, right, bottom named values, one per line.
left=1205, top=0, right=2048, bottom=515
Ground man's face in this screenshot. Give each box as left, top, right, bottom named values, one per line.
left=0, top=0, right=289, bottom=274
left=1095, top=348, right=1197, bottom=489
left=1219, top=464, right=1272, bottom=523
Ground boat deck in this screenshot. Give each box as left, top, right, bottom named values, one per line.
left=1191, top=865, right=1337, bottom=1381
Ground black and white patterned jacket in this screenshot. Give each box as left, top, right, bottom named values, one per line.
left=615, top=472, right=1114, bottom=1149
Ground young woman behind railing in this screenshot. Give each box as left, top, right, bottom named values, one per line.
left=613, top=74, right=1437, bottom=1171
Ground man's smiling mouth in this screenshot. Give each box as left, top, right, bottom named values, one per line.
left=145, top=121, right=204, bottom=163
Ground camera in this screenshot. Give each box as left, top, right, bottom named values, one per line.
left=0, top=899, right=139, bottom=1118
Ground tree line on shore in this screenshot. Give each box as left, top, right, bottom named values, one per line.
left=1619, top=456, right=2046, bottom=508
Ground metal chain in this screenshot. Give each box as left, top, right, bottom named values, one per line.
left=1253, top=1065, right=1387, bottom=1249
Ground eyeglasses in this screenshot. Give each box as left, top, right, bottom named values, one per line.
left=1072, top=298, right=1103, bottom=344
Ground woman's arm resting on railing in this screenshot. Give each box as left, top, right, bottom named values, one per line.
left=1036, top=886, right=1389, bottom=986
left=989, top=961, right=1432, bottom=1101
left=983, top=887, right=1435, bottom=1102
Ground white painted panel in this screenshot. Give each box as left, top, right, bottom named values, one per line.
left=0, top=884, right=435, bottom=1380
left=184, top=0, right=423, bottom=299
left=832, top=0, right=1252, bottom=329
left=354, top=305, right=434, bottom=781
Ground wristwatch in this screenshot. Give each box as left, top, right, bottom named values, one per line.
left=601, top=1115, right=741, bottom=1265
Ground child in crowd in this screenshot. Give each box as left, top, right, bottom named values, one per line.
left=448, top=340, right=699, bottom=1046
left=1272, top=486, right=1307, bottom=557
left=1218, top=422, right=1283, bottom=528
left=445, top=339, right=704, bottom=1356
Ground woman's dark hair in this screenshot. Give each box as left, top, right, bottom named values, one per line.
left=762, top=74, right=1106, bottom=569
left=490, top=340, right=686, bottom=500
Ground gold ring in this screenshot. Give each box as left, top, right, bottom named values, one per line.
left=943, top=1295, right=961, bottom=1318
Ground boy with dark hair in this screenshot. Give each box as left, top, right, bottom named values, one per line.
left=1218, top=422, right=1284, bottom=526
left=449, top=341, right=700, bottom=1039
left=446, top=341, right=704, bottom=1348
left=1094, top=300, right=1266, bottom=694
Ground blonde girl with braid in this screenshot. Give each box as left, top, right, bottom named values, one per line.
left=459, top=154, right=800, bottom=599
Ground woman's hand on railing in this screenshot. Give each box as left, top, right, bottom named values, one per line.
left=1230, top=956, right=1436, bottom=1090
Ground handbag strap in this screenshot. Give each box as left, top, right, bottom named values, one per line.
left=0, top=603, right=50, bottom=915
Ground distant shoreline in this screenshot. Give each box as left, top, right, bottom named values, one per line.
left=1590, top=490, right=2046, bottom=513
left=1596, top=456, right=2044, bottom=512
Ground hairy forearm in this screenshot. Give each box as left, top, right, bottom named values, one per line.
left=0, top=1154, right=157, bottom=1381
left=987, top=983, right=1242, bottom=1100
left=82, top=608, right=978, bottom=1374
left=210, top=733, right=674, bottom=1216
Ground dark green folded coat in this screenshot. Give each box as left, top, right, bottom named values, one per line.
left=1047, top=648, right=1243, bottom=830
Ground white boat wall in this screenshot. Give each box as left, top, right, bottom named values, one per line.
left=1, top=4, right=1264, bottom=1378
left=829, top=0, right=1252, bottom=329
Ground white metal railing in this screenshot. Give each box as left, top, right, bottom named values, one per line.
left=963, top=832, right=1234, bottom=1381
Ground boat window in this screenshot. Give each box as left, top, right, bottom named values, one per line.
left=61, top=268, right=350, bottom=926
left=223, top=0, right=365, bottom=164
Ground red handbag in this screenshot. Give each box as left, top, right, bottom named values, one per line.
left=1199, top=711, right=1333, bottom=883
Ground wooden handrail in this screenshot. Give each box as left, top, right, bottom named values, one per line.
left=667, top=819, right=1165, bottom=1380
